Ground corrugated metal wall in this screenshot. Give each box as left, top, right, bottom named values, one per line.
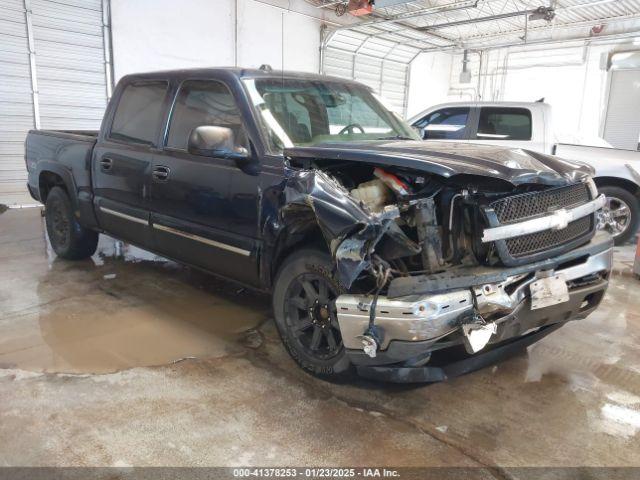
left=0, top=0, right=33, bottom=206
left=0, top=0, right=111, bottom=206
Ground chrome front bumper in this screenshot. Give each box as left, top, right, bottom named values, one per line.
left=336, top=234, right=613, bottom=355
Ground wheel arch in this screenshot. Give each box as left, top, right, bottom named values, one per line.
left=261, top=218, right=330, bottom=291
left=594, top=176, right=640, bottom=198
left=37, top=163, right=79, bottom=210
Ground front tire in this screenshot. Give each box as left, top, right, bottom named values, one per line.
left=272, top=249, right=354, bottom=380
left=597, top=186, right=639, bottom=245
left=44, top=186, right=98, bottom=260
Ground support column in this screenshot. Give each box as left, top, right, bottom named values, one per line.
left=24, top=0, right=40, bottom=129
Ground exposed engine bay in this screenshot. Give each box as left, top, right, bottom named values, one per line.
left=284, top=158, right=599, bottom=286
left=281, top=156, right=609, bottom=364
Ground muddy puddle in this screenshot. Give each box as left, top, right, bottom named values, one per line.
left=0, top=208, right=270, bottom=374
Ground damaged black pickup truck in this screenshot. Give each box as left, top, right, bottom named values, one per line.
left=25, top=67, right=612, bottom=382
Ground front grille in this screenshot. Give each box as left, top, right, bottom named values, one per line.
left=505, top=216, right=592, bottom=258
left=492, top=183, right=590, bottom=225
left=487, top=182, right=594, bottom=263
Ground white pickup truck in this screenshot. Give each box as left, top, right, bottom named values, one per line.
left=408, top=101, right=640, bottom=244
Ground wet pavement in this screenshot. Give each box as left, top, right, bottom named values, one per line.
left=1, top=207, right=639, bottom=468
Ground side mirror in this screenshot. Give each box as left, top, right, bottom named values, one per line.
left=187, top=126, right=249, bottom=159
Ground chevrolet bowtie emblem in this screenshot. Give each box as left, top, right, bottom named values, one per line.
left=550, top=209, right=571, bottom=230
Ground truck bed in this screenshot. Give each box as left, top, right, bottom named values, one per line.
left=30, top=129, right=99, bottom=142
left=554, top=143, right=640, bottom=162
left=25, top=129, right=99, bottom=206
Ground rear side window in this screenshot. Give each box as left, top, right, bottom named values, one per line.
left=166, top=80, right=247, bottom=150
left=476, top=107, right=532, bottom=141
left=414, top=108, right=470, bottom=140
left=110, top=81, right=168, bottom=145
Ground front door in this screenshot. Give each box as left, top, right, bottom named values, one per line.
left=92, top=80, right=170, bottom=247
left=148, top=79, right=261, bottom=286
left=413, top=106, right=472, bottom=142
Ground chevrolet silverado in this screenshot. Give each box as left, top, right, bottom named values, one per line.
left=25, top=68, right=612, bottom=382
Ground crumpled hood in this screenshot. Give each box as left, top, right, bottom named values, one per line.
left=285, top=140, right=593, bottom=186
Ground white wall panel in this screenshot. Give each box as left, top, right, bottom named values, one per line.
left=282, top=12, right=320, bottom=72
left=406, top=52, right=453, bottom=118
left=111, top=0, right=322, bottom=80
left=110, top=0, right=235, bottom=80
left=237, top=0, right=284, bottom=69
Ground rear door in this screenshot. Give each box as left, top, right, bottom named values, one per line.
left=92, top=80, right=170, bottom=248
left=148, top=78, right=261, bottom=286
left=468, top=106, right=537, bottom=151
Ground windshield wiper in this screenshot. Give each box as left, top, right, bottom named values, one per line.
left=376, top=135, right=415, bottom=141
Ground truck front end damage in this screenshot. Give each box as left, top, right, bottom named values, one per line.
left=282, top=147, right=612, bottom=382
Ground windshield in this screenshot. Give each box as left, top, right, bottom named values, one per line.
left=243, top=77, right=419, bottom=152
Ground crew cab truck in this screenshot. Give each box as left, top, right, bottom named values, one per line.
left=409, top=101, right=640, bottom=245
left=26, top=68, right=612, bottom=383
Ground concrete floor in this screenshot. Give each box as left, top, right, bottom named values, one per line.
left=1, top=207, right=640, bottom=469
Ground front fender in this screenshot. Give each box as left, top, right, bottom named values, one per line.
left=594, top=163, right=640, bottom=190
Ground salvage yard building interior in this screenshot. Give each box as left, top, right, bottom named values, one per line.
left=1, top=0, right=640, bottom=474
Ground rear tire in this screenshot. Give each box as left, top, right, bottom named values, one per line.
left=45, top=186, right=98, bottom=260
left=597, top=186, right=639, bottom=245
left=272, top=248, right=355, bottom=381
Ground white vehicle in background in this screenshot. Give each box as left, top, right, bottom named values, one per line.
left=408, top=101, right=640, bottom=244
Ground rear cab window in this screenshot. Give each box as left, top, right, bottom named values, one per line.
left=414, top=107, right=470, bottom=140
left=476, top=107, right=532, bottom=141
left=166, top=80, right=248, bottom=151
left=109, top=81, right=169, bottom=145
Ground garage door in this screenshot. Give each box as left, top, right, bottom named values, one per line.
left=0, top=0, right=111, bottom=206
left=603, top=69, right=640, bottom=151
left=322, top=47, right=410, bottom=116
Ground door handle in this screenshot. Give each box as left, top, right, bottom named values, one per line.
left=100, top=157, right=113, bottom=171
left=152, top=165, right=171, bottom=182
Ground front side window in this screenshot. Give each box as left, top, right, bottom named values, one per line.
left=242, top=77, right=418, bottom=152
left=166, top=80, right=248, bottom=150
left=110, top=81, right=168, bottom=145
left=414, top=108, right=470, bottom=140
left=476, top=107, right=532, bottom=141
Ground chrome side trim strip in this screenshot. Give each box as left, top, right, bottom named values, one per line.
left=482, top=194, right=606, bottom=243
left=99, top=206, right=149, bottom=226
left=152, top=223, right=251, bottom=257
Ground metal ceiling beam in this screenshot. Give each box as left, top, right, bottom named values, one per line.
left=417, top=6, right=555, bottom=31
left=452, top=11, right=640, bottom=47
left=419, top=29, right=640, bottom=53
left=355, top=26, right=454, bottom=48
left=322, top=24, right=442, bottom=50
left=364, top=15, right=458, bottom=44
